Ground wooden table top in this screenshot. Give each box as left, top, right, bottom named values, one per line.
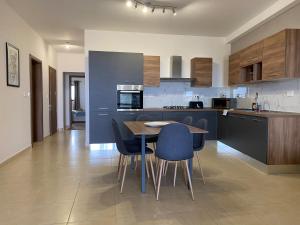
left=124, top=121, right=208, bottom=136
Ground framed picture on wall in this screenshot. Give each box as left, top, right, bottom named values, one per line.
left=6, top=42, right=20, bottom=87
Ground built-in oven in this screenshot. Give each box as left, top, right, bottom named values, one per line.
left=117, top=85, right=143, bottom=111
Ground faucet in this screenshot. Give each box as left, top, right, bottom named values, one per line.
left=263, top=101, right=271, bottom=112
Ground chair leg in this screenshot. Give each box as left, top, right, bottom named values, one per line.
left=149, top=155, right=156, bottom=190
left=135, top=155, right=138, bottom=170
left=146, top=155, right=150, bottom=179
left=164, top=161, right=169, bottom=176
left=185, top=160, right=195, bottom=200
left=156, top=159, right=164, bottom=200
left=173, top=161, right=178, bottom=187
left=196, top=152, right=205, bottom=184
left=120, top=156, right=128, bottom=193
left=118, top=155, right=124, bottom=181
left=181, top=161, right=187, bottom=184
left=117, top=154, right=121, bottom=174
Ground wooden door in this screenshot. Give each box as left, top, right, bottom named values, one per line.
left=262, top=30, right=287, bottom=80
left=49, top=67, right=57, bottom=135
left=229, top=52, right=241, bottom=85
left=144, top=56, right=160, bottom=87
left=191, top=57, right=212, bottom=87
left=30, top=56, right=44, bottom=143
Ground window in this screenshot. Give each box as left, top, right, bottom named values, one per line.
left=71, top=85, right=75, bottom=101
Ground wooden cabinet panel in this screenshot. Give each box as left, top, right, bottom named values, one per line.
left=240, top=41, right=263, bottom=67
left=144, top=56, right=160, bottom=87
left=229, top=52, right=241, bottom=85
left=191, top=57, right=212, bottom=87
left=262, top=30, right=286, bottom=80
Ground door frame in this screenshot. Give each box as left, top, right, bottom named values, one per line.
left=63, top=72, right=85, bottom=129
left=49, top=66, right=57, bottom=135
left=29, top=54, right=44, bottom=144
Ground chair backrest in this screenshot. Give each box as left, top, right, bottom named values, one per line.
left=193, top=119, right=208, bottom=150
left=112, top=119, right=128, bottom=155
left=182, top=116, right=193, bottom=125
left=156, top=123, right=193, bottom=161
left=136, top=114, right=154, bottom=121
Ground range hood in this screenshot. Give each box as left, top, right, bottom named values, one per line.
left=160, top=56, right=193, bottom=82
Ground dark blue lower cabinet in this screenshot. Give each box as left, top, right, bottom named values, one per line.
left=218, top=113, right=268, bottom=164
left=89, top=111, right=115, bottom=144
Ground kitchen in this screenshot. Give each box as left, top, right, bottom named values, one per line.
left=2, top=0, right=300, bottom=224
left=88, top=28, right=300, bottom=172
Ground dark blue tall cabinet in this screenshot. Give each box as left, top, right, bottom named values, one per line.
left=89, top=51, right=144, bottom=143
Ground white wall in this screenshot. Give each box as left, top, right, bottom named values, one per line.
left=85, top=30, right=230, bottom=87
left=56, top=53, right=85, bottom=129
left=84, top=30, right=231, bottom=144
left=230, top=3, right=300, bottom=112
left=0, top=0, right=56, bottom=164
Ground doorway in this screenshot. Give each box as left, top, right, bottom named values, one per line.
left=49, top=66, right=57, bottom=135
left=63, top=72, right=85, bottom=130
left=30, top=55, right=44, bottom=143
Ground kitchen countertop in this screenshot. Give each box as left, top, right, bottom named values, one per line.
left=141, top=108, right=300, bottom=118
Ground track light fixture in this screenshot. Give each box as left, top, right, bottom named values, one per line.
left=125, top=0, right=177, bottom=16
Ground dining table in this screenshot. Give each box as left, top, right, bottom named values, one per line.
left=124, top=121, right=208, bottom=193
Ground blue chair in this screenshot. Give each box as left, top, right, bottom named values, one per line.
left=112, top=119, right=156, bottom=193
left=155, top=123, right=194, bottom=200
left=182, top=116, right=193, bottom=125
left=193, top=119, right=207, bottom=184
left=163, top=116, right=193, bottom=176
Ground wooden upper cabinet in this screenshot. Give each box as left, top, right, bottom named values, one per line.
left=144, top=56, right=160, bottom=87
left=229, top=52, right=241, bottom=86
left=240, top=41, right=263, bottom=67
left=191, top=57, right=213, bottom=87
left=262, top=30, right=287, bottom=80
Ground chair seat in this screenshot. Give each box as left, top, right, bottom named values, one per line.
left=124, top=140, right=153, bottom=155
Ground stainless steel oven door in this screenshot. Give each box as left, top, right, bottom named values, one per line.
left=117, top=85, right=143, bottom=111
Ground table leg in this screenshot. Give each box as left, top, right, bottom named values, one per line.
left=130, top=156, right=135, bottom=172
left=141, top=135, right=146, bottom=193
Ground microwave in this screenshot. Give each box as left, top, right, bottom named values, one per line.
left=212, top=98, right=237, bottom=109
left=117, top=85, right=143, bottom=111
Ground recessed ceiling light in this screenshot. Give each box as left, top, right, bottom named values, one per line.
left=142, top=6, right=148, bottom=13
left=126, top=0, right=132, bottom=7
left=65, top=42, right=71, bottom=49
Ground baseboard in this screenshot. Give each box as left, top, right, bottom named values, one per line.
left=0, top=146, right=32, bottom=168
left=217, top=141, right=300, bottom=174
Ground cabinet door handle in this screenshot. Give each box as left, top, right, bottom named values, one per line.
left=252, top=118, right=261, bottom=122
left=98, top=107, right=109, bottom=110
left=98, top=113, right=109, bottom=116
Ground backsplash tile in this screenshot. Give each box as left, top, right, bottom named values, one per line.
left=144, top=82, right=230, bottom=108
left=234, top=79, right=300, bottom=112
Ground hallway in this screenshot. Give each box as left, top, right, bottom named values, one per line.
left=0, top=131, right=300, bottom=225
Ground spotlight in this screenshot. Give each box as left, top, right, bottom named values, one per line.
left=65, top=42, right=71, bottom=49
left=173, top=8, right=177, bottom=16
left=126, top=0, right=132, bottom=7
left=152, top=7, right=155, bottom=13
left=163, top=8, right=165, bottom=13
left=135, top=2, right=138, bottom=8
left=143, top=5, right=148, bottom=13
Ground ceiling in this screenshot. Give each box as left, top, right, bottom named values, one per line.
left=6, top=0, right=279, bottom=51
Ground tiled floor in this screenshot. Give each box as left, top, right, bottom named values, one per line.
left=0, top=130, right=300, bottom=225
